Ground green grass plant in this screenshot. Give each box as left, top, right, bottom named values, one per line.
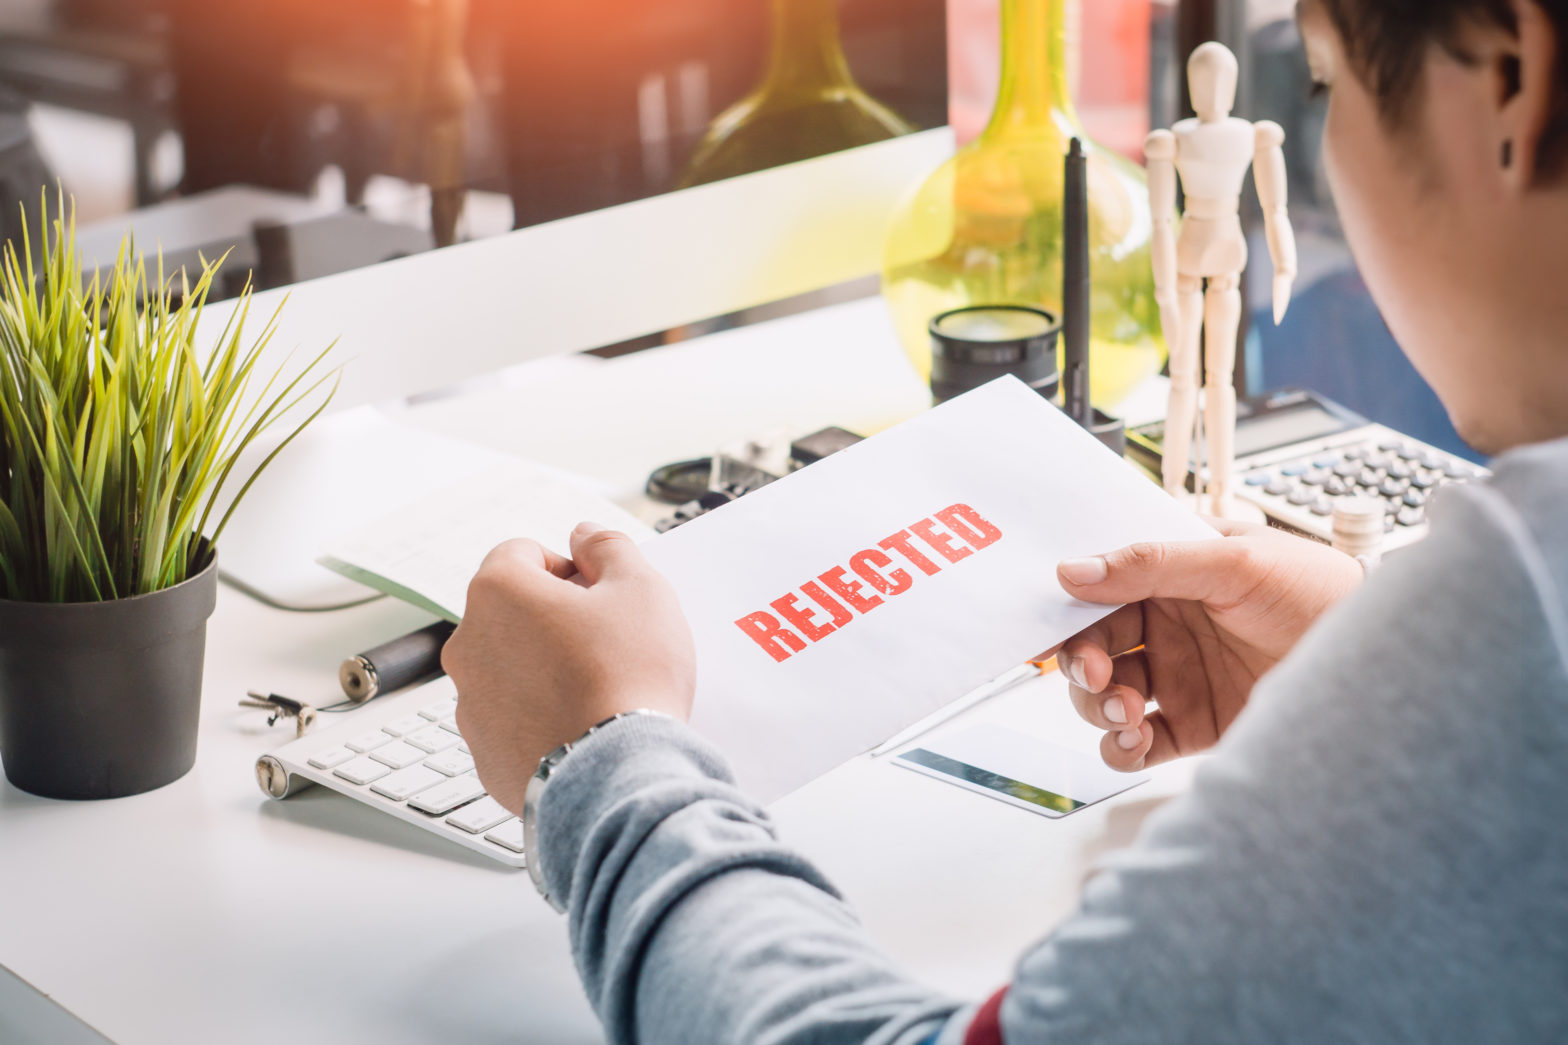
left=0, top=193, right=337, bottom=603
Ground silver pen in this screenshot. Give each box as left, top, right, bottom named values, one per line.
left=869, top=659, right=1052, bottom=757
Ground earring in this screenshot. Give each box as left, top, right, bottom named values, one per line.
left=1502, top=139, right=1515, bottom=169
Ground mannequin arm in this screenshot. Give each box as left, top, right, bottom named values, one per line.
left=1146, top=130, right=1180, bottom=338
left=1254, top=120, right=1298, bottom=324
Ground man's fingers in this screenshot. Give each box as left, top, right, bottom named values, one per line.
left=569, top=521, right=647, bottom=585
left=1108, top=649, right=1151, bottom=699
left=1070, top=681, right=1147, bottom=732
left=475, top=538, right=577, bottom=588
left=1057, top=605, right=1145, bottom=691
left=1097, top=711, right=1180, bottom=772
left=1058, top=536, right=1259, bottom=610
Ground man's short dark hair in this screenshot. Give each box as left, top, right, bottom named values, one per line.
left=1319, top=0, right=1568, bottom=169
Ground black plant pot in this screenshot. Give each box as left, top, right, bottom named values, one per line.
left=0, top=552, right=219, bottom=800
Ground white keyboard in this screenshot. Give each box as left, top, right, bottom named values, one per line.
left=254, top=676, right=525, bottom=868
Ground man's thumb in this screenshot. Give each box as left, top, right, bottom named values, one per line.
left=569, top=522, right=644, bottom=585
left=1057, top=537, right=1251, bottom=607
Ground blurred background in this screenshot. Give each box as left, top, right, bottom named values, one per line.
left=0, top=0, right=1473, bottom=458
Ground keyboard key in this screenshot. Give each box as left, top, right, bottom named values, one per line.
left=308, top=746, right=355, bottom=770
left=458, top=742, right=471, bottom=755
left=381, top=714, right=430, bottom=737
left=370, top=740, right=427, bottom=769
left=335, top=756, right=393, bottom=786
left=418, top=697, right=459, bottom=721
left=409, top=774, right=486, bottom=815
left=406, top=725, right=462, bottom=753
left=485, top=819, right=525, bottom=853
left=345, top=730, right=393, bottom=754
left=371, top=765, right=445, bottom=802
left=447, top=796, right=513, bottom=834
left=439, top=717, right=463, bottom=735
left=424, top=749, right=475, bottom=777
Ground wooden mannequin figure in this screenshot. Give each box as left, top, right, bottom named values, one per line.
left=1147, top=42, right=1297, bottom=519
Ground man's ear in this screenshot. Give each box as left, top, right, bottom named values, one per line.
left=1497, top=0, right=1562, bottom=189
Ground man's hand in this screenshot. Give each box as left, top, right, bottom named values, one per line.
left=1050, top=519, right=1362, bottom=772
left=443, top=522, right=696, bottom=815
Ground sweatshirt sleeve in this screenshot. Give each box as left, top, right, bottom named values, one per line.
left=535, top=476, right=1568, bottom=1045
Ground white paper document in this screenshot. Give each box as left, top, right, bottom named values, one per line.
left=320, top=460, right=652, bottom=620
left=642, top=376, right=1217, bottom=803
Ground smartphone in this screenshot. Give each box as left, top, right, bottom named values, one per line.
left=893, top=723, right=1147, bottom=818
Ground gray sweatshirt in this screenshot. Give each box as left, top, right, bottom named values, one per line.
left=536, top=436, right=1568, bottom=1044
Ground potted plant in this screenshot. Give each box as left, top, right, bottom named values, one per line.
left=0, top=196, right=336, bottom=799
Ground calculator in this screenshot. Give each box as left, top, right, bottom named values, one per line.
left=1125, top=388, right=1489, bottom=554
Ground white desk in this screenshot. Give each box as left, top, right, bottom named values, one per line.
left=0, top=298, right=1192, bottom=1045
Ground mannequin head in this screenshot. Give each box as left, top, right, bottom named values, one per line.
left=1188, top=42, right=1240, bottom=122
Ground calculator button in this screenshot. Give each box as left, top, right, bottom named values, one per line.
left=1324, top=478, right=1351, bottom=497
left=1378, top=438, right=1406, bottom=452
left=1264, top=480, right=1291, bottom=497
left=1384, top=515, right=1398, bottom=533
left=1343, top=445, right=1371, bottom=461
left=1386, top=461, right=1412, bottom=480
left=1312, top=454, right=1340, bottom=469
left=1310, top=498, right=1334, bottom=517
left=1444, top=462, right=1477, bottom=479
left=1378, top=478, right=1409, bottom=498
left=1357, top=469, right=1381, bottom=488
left=1301, top=470, right=1329, bottom=486
left=1409, top=473, right=1440, bottom=490
left=1364, top=453, right=1392, bottom=471
left=1417, top=451, right=1446, bottom=470
left=1281, top=462, right=1310, bottom=477
left=1397, top=506, right=1426, bottom=527
left=1333, top=461, right=1361, bottom=479
left=1403, top=489, right=1428, bottom=508
left=1287, top=489, right=1315, bottom=507
left=1245, top=472, right=1272, bottom=487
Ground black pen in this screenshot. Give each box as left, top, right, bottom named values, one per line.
left=1063, top=137, right=1093, bottom=429
left=339, top=620, right=457, bottom=701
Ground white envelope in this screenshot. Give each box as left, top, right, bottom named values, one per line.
left=643, top=376, right=1218, bottom=803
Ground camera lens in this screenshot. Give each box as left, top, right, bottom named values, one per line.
left=928, top=305, right=1061, bottom=403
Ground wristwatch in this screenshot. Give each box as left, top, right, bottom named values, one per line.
left=524, top=708, right=669, bottom=912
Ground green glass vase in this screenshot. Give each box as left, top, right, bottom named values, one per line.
left=680, top=0, right=917, bottom=188
left=882, top=0, right=1165, bottom=406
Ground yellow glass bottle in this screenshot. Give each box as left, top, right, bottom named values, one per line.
left=882, top=0, right=1165, bottom=406
left=680, top=0, right=917, bottom=188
